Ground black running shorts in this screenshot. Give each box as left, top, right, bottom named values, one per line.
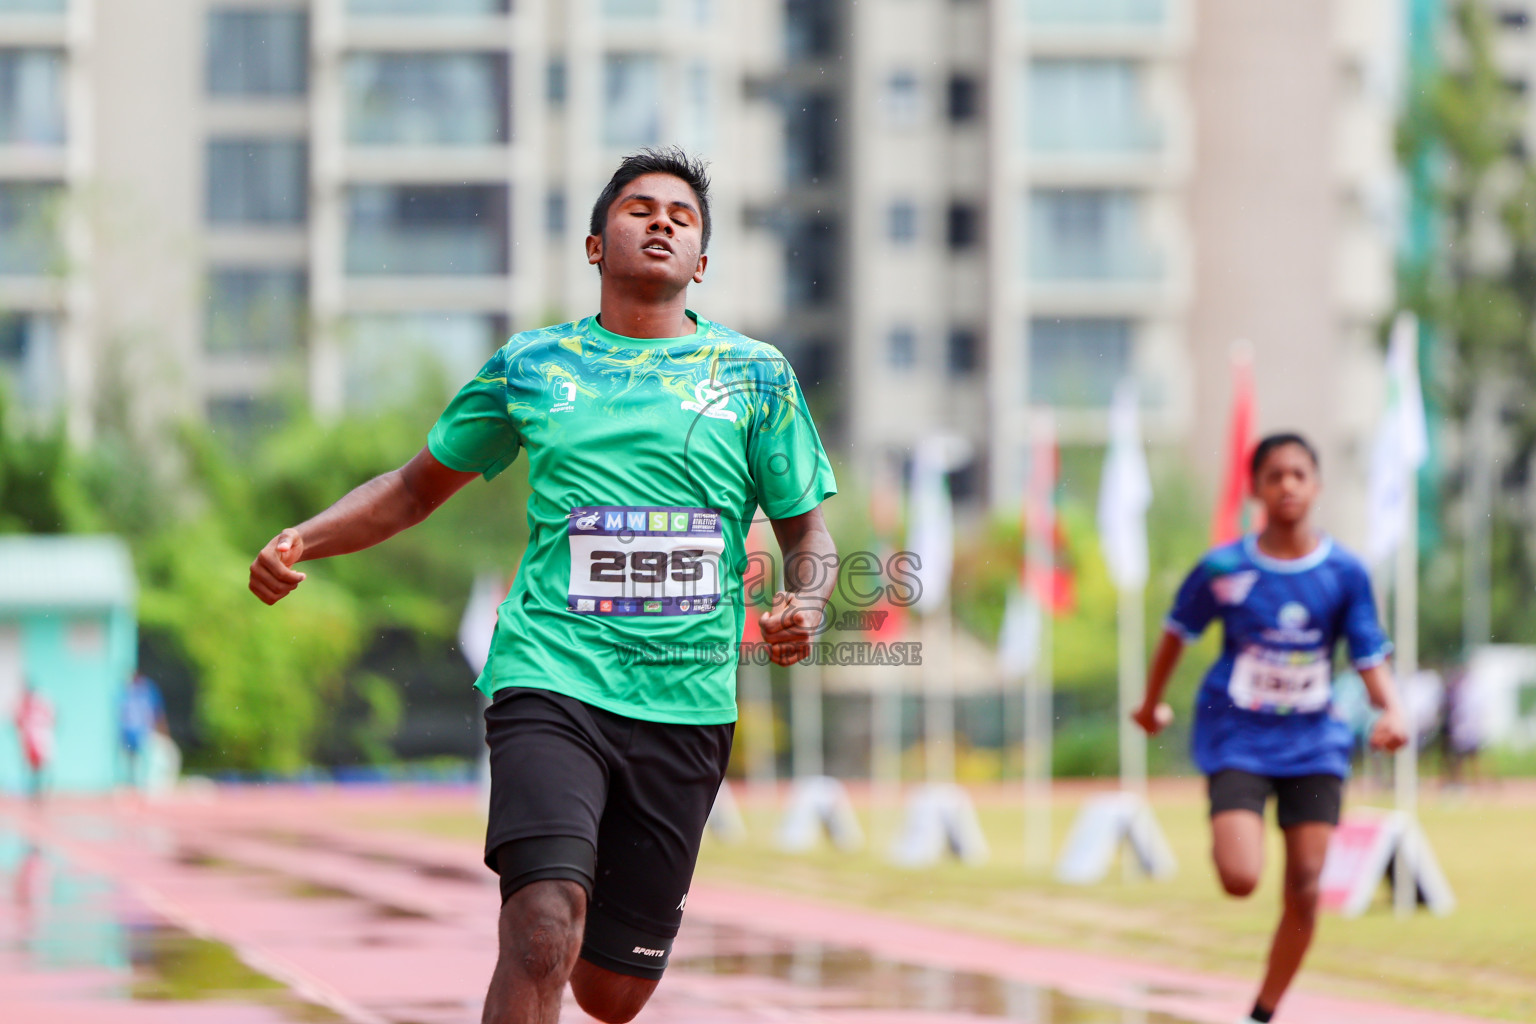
left=483, top=686, right=734, bottom=980
left=1207, top=769, right=1344, bottom=829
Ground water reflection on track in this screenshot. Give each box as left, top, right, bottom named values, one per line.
left=1, top=812, right=1201, bottom=1024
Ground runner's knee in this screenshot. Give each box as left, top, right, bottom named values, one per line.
left=1217, top=865, right=1259, bottom=898
left=498, top=880, right=585, bottom=983
left=1283, top=867, right=1321, bottom=916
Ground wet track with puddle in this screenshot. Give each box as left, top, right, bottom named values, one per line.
left=0, top=791, right=1499, bottom=1024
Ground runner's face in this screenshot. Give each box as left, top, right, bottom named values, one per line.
left=587, top=172, right=707, bottom=290
left=1252, top=444, right=1318, bottom=526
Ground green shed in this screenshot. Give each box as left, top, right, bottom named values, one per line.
left=0, top=535, right=137, bottom=795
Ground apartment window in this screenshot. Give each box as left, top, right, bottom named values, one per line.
left=884, top=71, right=921, bottom=126
left=348, top=0, right=508, bottom=12
left=786, top=0, right=838, bottom=59
left=346, top=53, right=509, bottom=145
left=207, top=139, right=308, bottom=225
left=343, top=313, right=504, bottom=407
left=1028, top=317, right=1130, bottom=406
left=888, top=326, right=917, bottom=370
left=205, top=267, right=306, bottom=353
left=947, top=202, right=980, bottom=250
left=784, top=215, right=837, bottom=306
left=545, top=189, right=566, bottom=235
left=947, top=327, right=979, bottom=375
left=1027, top=58, right=1157, bottom=153
left=947, top=74, right=980, bottom=123
left=547, top=58, right=567, bottom=106
left=347, top=184, right=509, bottom=275
left=1024, top=0, right=1164, bottom=26
left=206, top=10, right=308, bottom=97
left=887, top=201, right=917, bottom=244
left=1029, top=188, right=1153, bottom=280
left=785, top=90, right=836, bottom=182
left=602, top=0, right=661, bottom=15
left=0, top=313, right=59, bottom=416
left=0, top=49, right=65, bottom=145
left=603, top=55, right=662, bottom=147
left=678, top=60, right=712, bottom=154
left=0, top=181, right=61, bottom=274
left=797, top=337, right=834, bottom=390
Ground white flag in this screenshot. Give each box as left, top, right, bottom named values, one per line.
left=1097, top=381, right=1152, bottom=591
left=1367, top=313, right=1428, bottom=566
left=997, top=585, right=1042, bottom=679
left=907, top=438, right=954, bottom=615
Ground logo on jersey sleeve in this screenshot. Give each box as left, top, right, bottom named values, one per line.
left=680, top=379, right=738, bottom=422
left=1210, top=571, right=1259, bottom=606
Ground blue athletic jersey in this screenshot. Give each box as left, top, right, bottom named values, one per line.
left=1166, top=535, right=1390, bottom=779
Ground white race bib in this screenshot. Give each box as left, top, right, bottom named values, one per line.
left=1229, top=647, right=1331, bottom=714
left=566, top=505, right=725, bottom=616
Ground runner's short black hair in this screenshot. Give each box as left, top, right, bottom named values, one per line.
left=1250, top=432, right=1320, bottom=479
left=589, top=147, right=713, bottom=252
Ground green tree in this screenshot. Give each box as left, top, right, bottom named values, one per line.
left=1400, top=1, right=1536, bottom=657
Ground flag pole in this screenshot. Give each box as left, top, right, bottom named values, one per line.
left=1024, top=410, right=1055, bottom=871
left=1393, top=345, right=1421, bottom=918
left=1118, top=585, right=1147, bottom=801
left=1392, top=460, right=1419, bottom=915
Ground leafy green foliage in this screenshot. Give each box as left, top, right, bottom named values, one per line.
left=1398, top=1, right=1536, bottom=659
left=1, top=374, right=528, bottom=773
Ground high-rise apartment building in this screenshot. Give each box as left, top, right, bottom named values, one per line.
left=797, top=0, right=1400, bottom=545
left=0, top=0, right=783, bottom=442
left=1, top=0, right=1404, bottom=547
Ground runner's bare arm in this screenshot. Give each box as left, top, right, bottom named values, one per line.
left=1131, top=630, right=1185, bottom=735
left=248, top=446, right=480, bottom=606
left=1359, top=663, right=1410, bottom=751
left=759, top=505, right=837, bottom=666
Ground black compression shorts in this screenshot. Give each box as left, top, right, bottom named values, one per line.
left=483, top=687, right=733, bottom=979
left=1208, top=769, right=1344, bottom=829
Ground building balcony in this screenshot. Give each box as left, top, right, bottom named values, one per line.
left=0, top=10, right=68, bottom=48
left=0, top=274, right=65, bottom=310
left=1020, top=0, right=1190, bottom=57
left=341, top=275, right=512, bottom=314
left=342, top=145, right=513, bottom=184
left=339, top=14, right=513, bottom=53
left=0, top=144, right=65, bottom=180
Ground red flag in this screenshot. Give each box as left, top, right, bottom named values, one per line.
left=1212, top=344, right=1257, bottom=545
left=1021, top=415, right=1073, bottom=614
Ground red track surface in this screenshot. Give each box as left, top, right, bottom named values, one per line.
left=0, top=788, right=1502, bottom=1024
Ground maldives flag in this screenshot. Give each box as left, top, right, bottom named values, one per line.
left=1022, top=421, right=1075, bottom=614
left=1212, top=343, right=1257, bottom=545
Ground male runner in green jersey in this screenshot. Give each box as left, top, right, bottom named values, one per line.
left=249, top=148, right=838, bottom=1024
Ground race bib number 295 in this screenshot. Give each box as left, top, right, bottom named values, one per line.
left=566, top=505, right=725, bottom=616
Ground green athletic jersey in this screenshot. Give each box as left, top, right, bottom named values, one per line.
left=428, top=311, right=837, bottom=724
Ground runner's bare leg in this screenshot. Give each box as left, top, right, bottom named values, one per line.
left=1255, top=821, right=1332, bottom=1014
left=1211, top=809, right=1265, bottom=897
left=482, top=880, right=586, bottom=1024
